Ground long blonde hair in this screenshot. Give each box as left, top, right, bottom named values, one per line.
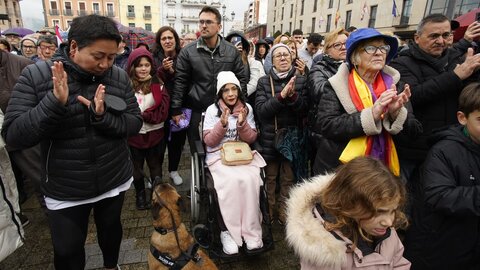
left=320, top=157, right=408, bottom=246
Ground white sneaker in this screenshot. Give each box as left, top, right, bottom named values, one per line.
left=170, top=171, right=183, bottom=186
left=245, top=239, right=263, bottom=250
left=220, top=231, right=239, bottom=255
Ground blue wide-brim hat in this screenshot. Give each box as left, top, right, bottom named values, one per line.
left=346, top=28, right=398, bottom=68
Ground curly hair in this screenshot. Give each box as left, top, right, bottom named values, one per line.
left=320, top=157, right=408, bottom=247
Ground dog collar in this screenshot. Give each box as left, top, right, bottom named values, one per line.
left=154, top=226, right=175, bottom=235
left=150, top=243, right=202, bottom=270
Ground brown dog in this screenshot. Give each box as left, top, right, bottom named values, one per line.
left=148, top=183, right=218, bottom=270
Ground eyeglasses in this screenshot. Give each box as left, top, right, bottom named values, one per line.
left=330, top=42, right=346, bottom=50
left=273, top=53, right=290, bottom=60
left=198, top=20, right=217, bottom=26
left=39, top=44, right=56, bottom=51
left=427, top=32, right=452, bottom=41
left=22, top=45, right=36, bottom=50
left=363, top=45, right=390, bottom=54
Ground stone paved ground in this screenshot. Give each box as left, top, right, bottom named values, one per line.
left=0, top=147, right=301, bottom=270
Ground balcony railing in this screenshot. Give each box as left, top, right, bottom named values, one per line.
left=78, top=10, right=87, bottom=16
left=63, top=9, right=73, bottom=16
left=49, top=9, right=59, bottom=15
left=143, top=12, right=152, bottom=19
left=92, top=10, right=101, bottom=15
left=181, top=0, right=207, bottom=6
left=166, top=14, right=176, bottom=20
left=127, top=12, right=135, bottom=18
left=181, top=14, right=198, bottom=21
left=210, top=1, right=221, bottom=7
left=166, top=0, right=176, bottom=5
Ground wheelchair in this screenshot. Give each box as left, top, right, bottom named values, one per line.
left=189, top=118, right=274, bottom=259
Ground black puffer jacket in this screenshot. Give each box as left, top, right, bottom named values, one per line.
left=389, top=41, right=468, bottom=161
left=171, top=35, right=246, bottom=114
left=306, top=55, right=342, bottom=141
left=404, top=125, right=480, bottom=269
left=255, top=68, right=307, bottom=161
left=1, top=44, right=142, bottom=201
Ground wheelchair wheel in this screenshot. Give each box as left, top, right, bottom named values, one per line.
left=190, top=153, right=201, bottom=224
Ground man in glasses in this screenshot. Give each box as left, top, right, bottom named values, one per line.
left=35, top=35, right=58, bottom=61
left=171, top=6, right=246, bottom=154
left=19, top=35, right=38, bottom=59
left=390, top=13, right=480, bottom=182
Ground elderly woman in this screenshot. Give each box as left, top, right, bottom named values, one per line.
left=203, top=71, right=266, bottom=255
left=307, top=28, right=349, bottom=173
left=255, top=43, right=307, bottom=225
left=313, top=28, right=414, bottom=176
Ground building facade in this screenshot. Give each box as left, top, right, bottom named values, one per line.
left=42, top=0, right=120, bottom=30
left=160, top=0, right=223, bottom=36
left=0, top=0, right=23, bottom=31
left=266, top=0, right=479, bottom=39
left=118, top=0, right=161, bottom=32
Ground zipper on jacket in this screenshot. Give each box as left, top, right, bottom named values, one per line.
left=45, top=140, right=53, bottom=183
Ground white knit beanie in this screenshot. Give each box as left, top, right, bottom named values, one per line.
left=216, top=71, right=241, bottom=94
left=270, top=43, right=291, bottom=61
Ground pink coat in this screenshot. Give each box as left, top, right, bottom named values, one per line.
left=286, top=174, right=411, bottom=270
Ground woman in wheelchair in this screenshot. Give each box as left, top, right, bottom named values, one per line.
left=202, top=71, right=266, bottom=255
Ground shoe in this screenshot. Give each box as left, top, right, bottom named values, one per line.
left=170, top=171, right=183, bottom=186
left=135, top=190, right=150, bottom=210
left=220, top=231, right=238, bottom=255
left=145, top=177, right=152, bottom=189
left=245, top=239, right=263, bottom=251
left=18, top=212, right=30, bottom=228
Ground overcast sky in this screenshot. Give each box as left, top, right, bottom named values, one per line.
left=19, top=0, right=249, bottom=31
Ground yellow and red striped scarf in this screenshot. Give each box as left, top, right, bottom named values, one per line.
left=339, top=69, right=400, bottom=176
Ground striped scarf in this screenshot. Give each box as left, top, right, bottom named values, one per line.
left=339, top=69, right=400, bottom=176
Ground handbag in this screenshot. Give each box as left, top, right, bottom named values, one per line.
left=270, top=76, right=288, bottom=150
left=168, top=108, right=192, bottom=141
left=220, top=141, right=253, bottom=166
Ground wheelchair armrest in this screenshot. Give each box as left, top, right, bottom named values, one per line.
left=251, top=141, right=263, bottom=152
left=195, top=140, right=206, bottom=157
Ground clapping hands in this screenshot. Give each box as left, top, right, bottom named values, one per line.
left=372, top=84, right=411, bottom=121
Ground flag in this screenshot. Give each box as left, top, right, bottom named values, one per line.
left=360, top=2, right=369, bottom=21
left=55, top=25, right=63, bottom=45
left=392, top=0, right=398, bottom=17
left=335, top=9, right=340, bottom=27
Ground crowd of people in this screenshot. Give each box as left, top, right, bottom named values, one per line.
left=1, top=7, right=480, bottom=270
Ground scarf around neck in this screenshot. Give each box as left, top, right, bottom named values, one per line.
left=339, top=68, right=400, bottom=176
left=272, top=67, right=293, bottom=79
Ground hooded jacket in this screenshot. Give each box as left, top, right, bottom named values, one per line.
left=286, top=173, right=411, bottom=270
left=404, top=125, right=480, bottom=269
left=1, top=43, right=142, bottom=201
left=254, top=39, right=270, bottom=64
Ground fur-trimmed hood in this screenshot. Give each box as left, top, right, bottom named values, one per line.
left=286, top=174, right=411, bottom=270
left=286, top=174, right=347, bottom=269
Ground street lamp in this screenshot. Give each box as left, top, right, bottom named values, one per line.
left=221, top=4, right=235, bottom=37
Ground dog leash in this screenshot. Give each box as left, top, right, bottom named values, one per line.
left=150, top=189, right=202, bottom=269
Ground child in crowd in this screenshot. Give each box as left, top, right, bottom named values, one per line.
left=127, top=47, right=169, bottom=210
left=404, top=82, right=480, bottom=269
left=286, top=156, right=410, bottom=269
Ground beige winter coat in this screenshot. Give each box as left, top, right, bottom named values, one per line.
left=286, top=174, right=411, bottom=270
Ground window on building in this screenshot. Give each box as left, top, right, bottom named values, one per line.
left=400, top=0, right=412, bottom=25
left=273, top=25, right=275, bottom=34
left=129, top=23, right=135, bottom=28
left=275, top=0, right=276, bottom=7
left=289, top=22, right=292, bottom=33
left=326, top=14, right=332, bottom=32
left=328, top=0, right=334, bottom=9
left=170, top=23, right=175, bottom=28
left=299, top=20, right=303, bottom=32
left=281, top=7, right=284, bottom=20
left=345, top=10, right=352, bottom=29
left=50, top=1, right=59, bottom=15
left=348, top=0, right=353, bottom=3
left=106, top=3, right=114, bottom=17
left=313, top=0, right=318, bottom=12
left=127, top=5, right=135, bottom=17
left=64, top=2, right=72, bottom=16
left=280, top=24, right=283, bottom=33
left=92, top=3, right=99, bottom=15
left=78, top=2, right=86, bottom=16
left=301, top=0, right=305, bottom=15
left=311, top=17, right=316, bottom=33
left=53, top=19, right=60, bottom=26
left=144, top=6, right=151, bottom=19
left=273, top=10, right=276, bottom=22
left=368, top=5, right=377, bottom=28
left=290, top=4, right=293, bottom=18
left=145, top=23, right=152, bottom=31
